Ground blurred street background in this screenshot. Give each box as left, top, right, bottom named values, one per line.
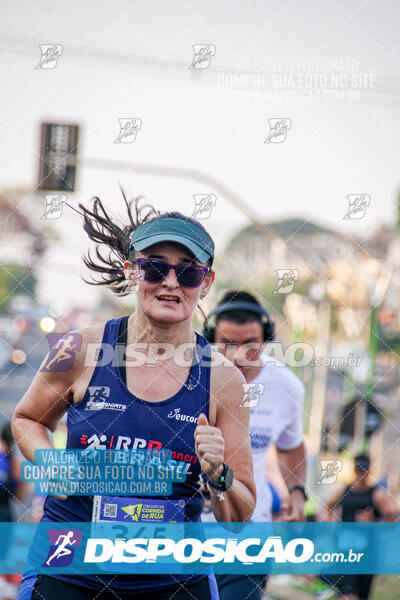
left=1, top=1, right=400, bottom=598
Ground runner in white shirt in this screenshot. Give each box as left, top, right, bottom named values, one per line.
left=248, top=352, right=305, bottom=522
left=203, top=291, right=307, bottom=600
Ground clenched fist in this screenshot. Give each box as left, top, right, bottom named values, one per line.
left=194, top=413, right=225, bottom=481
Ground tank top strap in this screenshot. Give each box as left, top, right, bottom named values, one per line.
left=102, top=316, right=124, bottom=362
left=194, top=332, right=212, bottom=419
left=105, top=316, right=125, bottom=346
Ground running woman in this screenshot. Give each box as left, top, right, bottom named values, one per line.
left=203, top=291, right=307, bottom=600
left=12, top=196, right=256, bottom=600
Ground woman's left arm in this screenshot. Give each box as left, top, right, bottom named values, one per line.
left=194, top=362, right=256, bottom=522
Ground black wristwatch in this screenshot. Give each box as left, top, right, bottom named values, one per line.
left=289, top=485, right=308, bottom=502
left=202, top=463, right=234, bottom=492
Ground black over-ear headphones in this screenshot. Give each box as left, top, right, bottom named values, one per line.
left=202, top=301, right=275, bottom=343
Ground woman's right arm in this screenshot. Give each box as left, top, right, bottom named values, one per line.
left=11, top=330, right=89, bottom=462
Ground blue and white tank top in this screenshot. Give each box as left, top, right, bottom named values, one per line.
left=31, top=317, right=213, bottom=593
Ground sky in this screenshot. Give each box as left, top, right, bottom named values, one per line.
left=1, top=0, right=400, bottom=307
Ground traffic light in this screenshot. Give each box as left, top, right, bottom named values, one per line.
left=38, top=123, right=79, bottom=192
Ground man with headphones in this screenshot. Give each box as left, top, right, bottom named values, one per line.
left=203, top=291, right=307, bottom=600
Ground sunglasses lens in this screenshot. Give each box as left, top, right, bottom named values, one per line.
left=176, top=265, right=206, bottom=288
left=141, top=259, right=168, bottom=283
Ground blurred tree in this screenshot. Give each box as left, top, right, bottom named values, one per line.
left=0, top=266, right=35, bottom=312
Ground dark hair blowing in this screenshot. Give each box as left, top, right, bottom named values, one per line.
left=79, top=191, right=213, bottom=296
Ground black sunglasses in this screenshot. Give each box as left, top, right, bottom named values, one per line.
left=133, top=258, right=210, bottom=289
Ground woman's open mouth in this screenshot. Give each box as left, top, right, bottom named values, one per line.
left=156, top=295, right=181, bottom=304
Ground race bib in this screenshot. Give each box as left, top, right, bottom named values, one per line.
left=92, top=495, right=186, bottom=523
left=91, top=496, right=186, bottom=572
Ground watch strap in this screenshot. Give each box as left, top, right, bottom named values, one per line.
left=288, top=485, right=308, bottom=501
left=202, top=463, right=232, bottom=491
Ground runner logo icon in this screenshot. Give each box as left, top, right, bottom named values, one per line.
left=41, top=194, right=66, bottom=219
left=343, top=194, right=371, bottom=220
left=189, top=44, right=216, bottom=69
left=192, top=194, right=217, bottom=219
left=36, top=44, right=63, bottom=69
left=114, top=118, right=142, bottom=143
left=42, top=529, right=82, bottom=567
left=265, top=118, right=291, bottom=143
left=167, top=408, right=198, bottom=423
left=317, top=460, right=343, bottom=485
left=42, top=333, right=82, bottom=372
left=240, top=383, right=265, bottom=408
left=273, top=269, right=299, bottom=294
left=85, top=386, right=126, bottom=411
left=122, top=504, right=143, bottom=521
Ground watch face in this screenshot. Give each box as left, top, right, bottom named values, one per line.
left=223, top=466, right=234, bottom=490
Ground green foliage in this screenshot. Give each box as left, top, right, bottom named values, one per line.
left=0, top=266, right=34, bottom=312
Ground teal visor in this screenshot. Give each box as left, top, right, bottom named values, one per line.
left=129, top=217, right=214, bottom=264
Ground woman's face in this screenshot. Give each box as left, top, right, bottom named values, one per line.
left=124, top=241, right=214, bottom=325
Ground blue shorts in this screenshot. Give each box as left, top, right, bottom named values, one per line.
left=216, top=574, right=268, bottom=600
